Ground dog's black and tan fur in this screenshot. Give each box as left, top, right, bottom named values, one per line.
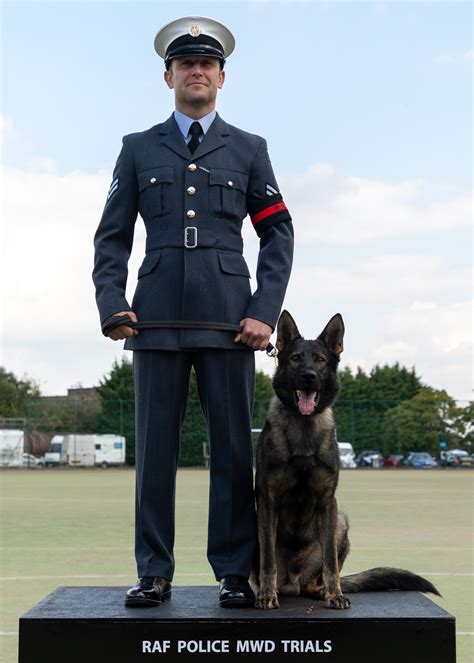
left=254, top=311, right=440, bottom=610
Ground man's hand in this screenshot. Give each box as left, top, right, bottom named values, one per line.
left=107, top=311, right=139, bottom=341
left=234, top=318, right=272, bottom=351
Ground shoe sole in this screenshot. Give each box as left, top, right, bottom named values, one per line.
left=125, top=589, right=171, bottom=608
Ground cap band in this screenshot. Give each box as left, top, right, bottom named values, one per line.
left=165, top=34, right=225, bottom=65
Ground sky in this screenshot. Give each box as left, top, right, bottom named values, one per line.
left=1, top=0, right=472, bottom=401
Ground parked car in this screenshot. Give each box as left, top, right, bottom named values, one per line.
left=384, top=454, right=403, bottom=467
left=14, top=453, right=45, bottom=468
left=405, top=452, right=437, bottom=469
left=337, top=442, right=356, bottom=469
left=355, top=450, right=384, bottom=468
left=440, top=449, right=473, bottom=467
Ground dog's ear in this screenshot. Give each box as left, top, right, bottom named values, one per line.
left=276, top=310, right=302, bottom=352
left=318, top=313, right=345, bottom=357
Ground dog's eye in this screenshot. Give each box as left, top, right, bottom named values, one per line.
left=291, top=354, right=301, bottom=362
left=314, top=355, right=326, bottom=362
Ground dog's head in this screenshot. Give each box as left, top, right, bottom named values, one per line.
left=272, top=311, right=345, bottom=416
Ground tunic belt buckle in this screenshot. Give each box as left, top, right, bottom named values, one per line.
left=184, top=227, right=198, bottom=249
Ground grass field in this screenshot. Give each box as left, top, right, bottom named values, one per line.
left=1, top=467, right=472, bottom=663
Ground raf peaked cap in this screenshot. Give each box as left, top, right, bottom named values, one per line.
left=154, top=16, right=235, bottom=68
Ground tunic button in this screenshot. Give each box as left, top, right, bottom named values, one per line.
left=186, top=210, right=196, bottom=219
left=150, top=177, right=157, bottom=184
left=187, top=186, right=196, bottom=196
left=227, top=180, right=234, bottom=187
left=188, top=163, right=197, bottom=172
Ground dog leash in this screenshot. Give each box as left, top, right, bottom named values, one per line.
left=102, top=314, right=278, bottom=358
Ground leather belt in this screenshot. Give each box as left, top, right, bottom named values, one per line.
left=101, top=314, right=277, bottom=357
left=145, top=229, right=243, bottom=253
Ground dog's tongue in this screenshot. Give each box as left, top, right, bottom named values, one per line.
left=297, top=390, right=317, bottom=415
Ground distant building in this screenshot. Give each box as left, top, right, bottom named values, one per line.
left=40, top=387, right=101, bottom=412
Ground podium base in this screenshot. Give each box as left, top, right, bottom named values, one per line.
left=19, top=585, right=455, bottom=662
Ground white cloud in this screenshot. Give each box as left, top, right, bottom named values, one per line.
left=279, top=164, right=471, bottom=245
left=1, top=138, right=471, bottom=399
left=286, top=254, right=470, bottom=302
left=1, top=165, right=147, bottom=340
left=369, top=301, right=473, bottom=401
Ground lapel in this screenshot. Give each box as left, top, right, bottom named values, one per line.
left=192, top=113, right=229, bottom=160
left=158, top=113, right=229, bottom=161
left=159, top=114, right=191, bottom=160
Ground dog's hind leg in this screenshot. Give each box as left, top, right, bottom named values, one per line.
left=278, top=545, right=314, bottom=596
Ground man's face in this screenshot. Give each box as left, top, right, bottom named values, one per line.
left=164, top=56, right=225, bottom=108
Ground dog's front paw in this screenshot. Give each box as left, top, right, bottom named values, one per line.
left=256, top=591, right=280, bottom=609
left=325, top=593, right=351, bottom=610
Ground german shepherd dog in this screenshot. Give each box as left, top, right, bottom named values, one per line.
left=254, top=311, right=440, bottom=610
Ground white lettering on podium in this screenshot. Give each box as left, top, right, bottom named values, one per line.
left=142, top=640, right=171, bottom=653
left=141, top=638, right=333, bottom=654
left=236, top=640, right=276, bottom=653
left=177, top=640, right=230, bottom=653
left=280, top=640, right=333, bottom=653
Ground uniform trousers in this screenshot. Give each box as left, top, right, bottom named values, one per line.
left=132, top=348, right=257, bottom=581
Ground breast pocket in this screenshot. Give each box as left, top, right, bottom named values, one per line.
left=138, top=166, right=174, bottom=219
left=209, top=169, right=248, bottom=220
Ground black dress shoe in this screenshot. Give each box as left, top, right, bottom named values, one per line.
left=125, top=576, right=172, bottom=607
left=219, top=575, right=255, bottom=608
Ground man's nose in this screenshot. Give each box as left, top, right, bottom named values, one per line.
left=191, top=64, right=203, bottom=75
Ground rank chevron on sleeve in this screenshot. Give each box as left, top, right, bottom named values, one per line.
left=107, top=177, right=119, bottom=201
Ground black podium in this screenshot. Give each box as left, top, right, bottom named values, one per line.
left=19, top=586, right=455, bottom=662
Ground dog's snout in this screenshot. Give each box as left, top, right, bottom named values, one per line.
left=301, top=370, right=317, bottom=383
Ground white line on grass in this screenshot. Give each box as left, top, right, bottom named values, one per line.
left=0, top=573, right=472, bottom=581
left=3, top=547, right=207, bottom=552
left=0, top=573, right=215, bottom=580
left=3, top=547, right=471, bottom=552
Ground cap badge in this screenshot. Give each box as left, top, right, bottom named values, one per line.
left=189, top=23, right=201, bottom=37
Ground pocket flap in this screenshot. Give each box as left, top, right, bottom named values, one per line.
left=137, top=250, right=162, bottom=278
left=218, top=252, right=251, bottom=278
left=137, top=166, right=174, bottom=192
left=209, top=169, right=248, bottom=193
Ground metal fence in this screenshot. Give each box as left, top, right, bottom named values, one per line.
left=2, top=397, right=472, bottom=466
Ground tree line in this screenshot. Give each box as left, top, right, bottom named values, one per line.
left=0, top=362, right=472, bottom=465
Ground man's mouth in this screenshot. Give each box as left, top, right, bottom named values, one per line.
left=295, top=390, right=319, bottom=416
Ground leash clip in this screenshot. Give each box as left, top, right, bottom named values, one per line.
left=266, top=343, right=278, bottom=366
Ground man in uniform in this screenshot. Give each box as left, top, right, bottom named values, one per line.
left=92, top=16, right=294, bottom=608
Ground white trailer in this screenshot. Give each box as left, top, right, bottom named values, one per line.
left=94, top=434, right=126, bottom=467
left=60, top=434, right=96, bottom=466
left=0, top=429, right=25, bottom=466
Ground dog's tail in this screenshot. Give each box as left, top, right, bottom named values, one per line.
left=340, top=567, right=441, bottom=596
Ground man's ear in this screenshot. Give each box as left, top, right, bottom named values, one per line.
left=218, top=69, right=225, bottom=89
left=164, top=70, right=174, bottom=90
left=317, top=313, right=345, bottom=357
left=276, top=311, right=302, bottom=352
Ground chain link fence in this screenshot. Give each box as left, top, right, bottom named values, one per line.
left=1, top=396, right=471, bottom=467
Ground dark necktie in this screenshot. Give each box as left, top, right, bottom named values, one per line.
left=188, top=121, right=203, bottom=154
